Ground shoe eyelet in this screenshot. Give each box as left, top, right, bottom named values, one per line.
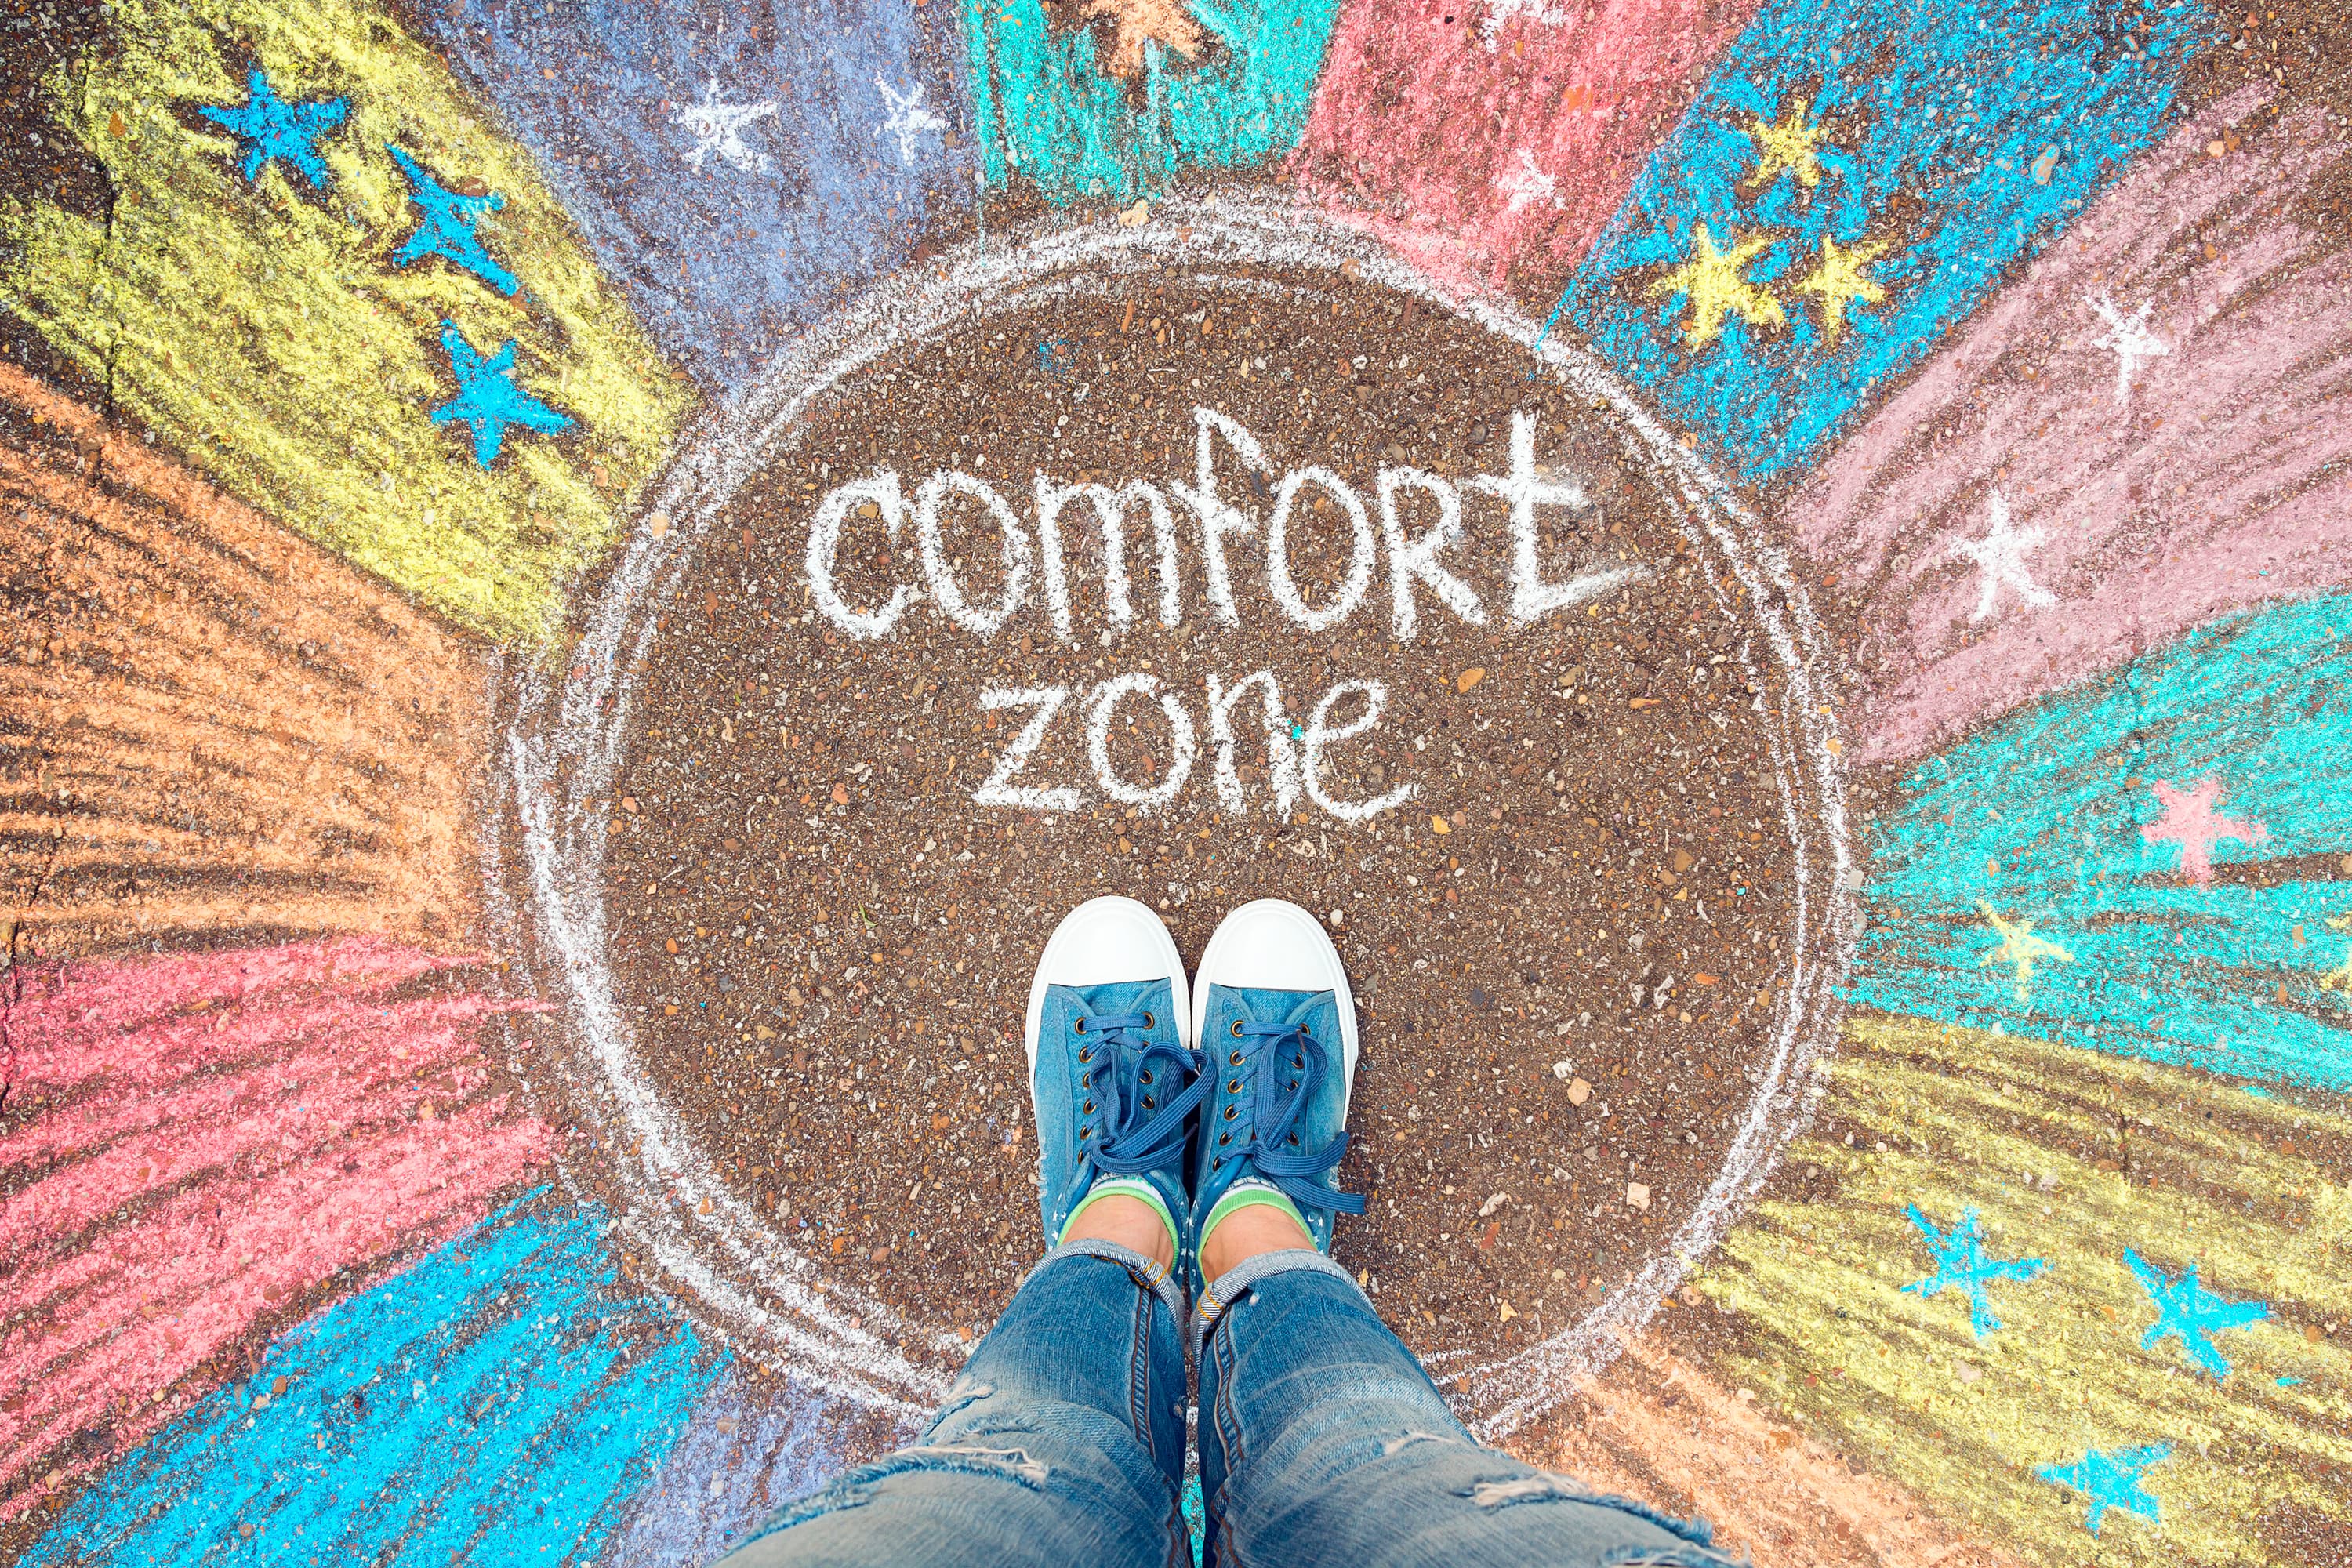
left=1289, top=1134, right=1300, bottom=1145
left=1143, top=1011, right=1156, bottom=1029
left=1229, top=1049, right=1244, bottom=1066
left=1222, top=1105, right=1237, bottom=1121
left=1142, top=1096, right=1154, bottom=1109
left=1218, top=1132, right=1231, bottom=1146
left=1073, top=1017, right=1087, bottom=1033
left=1078, top=1047, right=1093, bottom=1064
left=1229, top=1021, right=1245, bottom=1038
left=1083, top=1099, right=1095, bottom=1114
left=1141, top=1069, right=1153, bottom=1085
left=1227, top=1079, right=1240, bottom=1093
left=1293, top=1055, right=1305, bottom=1069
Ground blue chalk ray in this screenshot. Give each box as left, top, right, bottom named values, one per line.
left=422, top=0, right=978, bottom=394
left=1552, top=0, right=2209, bottom=484
left=1850, top=593, right=2352, bottom=1091
left=2125, top=1248, right=2268, bottom=1380
left=198, top=67, right=350, bottom=189
left=22, top=1193, right=725, bottom=1568
left=2037, top=1443, right=2170, bottom=1537
left=964, top=0, right=1345, bottom=206
left=430, top=321, right=572, bottom=467
left=388, top=144, right=519, bottom=296
left=1900, top=1203, right=2045, bottom=1337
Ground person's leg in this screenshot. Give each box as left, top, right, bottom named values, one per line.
left=1183, top=902, right=1735, bottom=1568
left=717, top=898, right=1204, bottom=1568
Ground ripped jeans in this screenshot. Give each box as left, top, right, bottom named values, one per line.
left=716, top=1241, right=1736, bottom=1568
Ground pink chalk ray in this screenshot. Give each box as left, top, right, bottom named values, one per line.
left=1296, top=0, right=1759, bottom=296
left=0, top=941, right=553, bottom=1515
left=1785, top=87, right=2352, bottom=764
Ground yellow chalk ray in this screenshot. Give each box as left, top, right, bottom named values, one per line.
left=1697, top=1015, right=2352, bottom=1566
left=0, top=0, right=696, bottom=644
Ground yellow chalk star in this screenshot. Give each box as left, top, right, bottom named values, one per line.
left=1646, top=223, right=1786, bottom=349
left=1976, top=902, right=2074, bottom=1004
left=1744, top=96, right=1828, bottom=190
left=1792, top=234, right=1890, bottom=342
left=2321, top=914, right=2352, bottom=993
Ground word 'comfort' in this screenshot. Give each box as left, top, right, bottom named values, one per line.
left=803, top=406, right=1641, bottom=641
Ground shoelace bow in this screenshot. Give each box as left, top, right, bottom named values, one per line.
left=1218, top=1019, right=1365, bottom=1217
left=1075, top=1012, right=1210, bottom=1180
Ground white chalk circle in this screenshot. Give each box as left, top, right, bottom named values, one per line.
left=492, top=191, right=1858, bottom=1435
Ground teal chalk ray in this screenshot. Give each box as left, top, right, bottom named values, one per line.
left=1556, top=0, right=2207, bottom=484
left=1850, top=593, right=2352, bottom=1091
left=964, top=0, right=1343, bottom=205
left=23, top=1194, right=724, bottom=1568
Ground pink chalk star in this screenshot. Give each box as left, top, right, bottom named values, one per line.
left=2142, top=778, right=2266, bottom=886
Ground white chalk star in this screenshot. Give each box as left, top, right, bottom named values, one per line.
left=877, top=77, right=946, bottom=169
left=673, top=79, right=778, bottom=173
left=1479, top=0, right=1567, bottom=47
left=1497, top=148, right=1561, bottom=217
left=2089, top=292, right=2169, bottom=405
left=1950, top=491, right=2057, bottom=622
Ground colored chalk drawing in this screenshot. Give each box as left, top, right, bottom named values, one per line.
left=964, top=0, right=1345, bottom=204
left=20, top=1196, right=720, bottom=1566
left=0, top=0, right=693, bottom=643
left=1851, top=593, right=2352, bottom=1090
left=1553, top=0, right=2206, bottom=482
left=1699, top=1017, right=2352, bottom=1566
left=423, top=0, right=975, bottom=394
left=501, top=194, right=1857, bottom=1437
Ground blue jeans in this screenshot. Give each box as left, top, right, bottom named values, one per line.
left=717, top=1244, right=1735, bottom=1568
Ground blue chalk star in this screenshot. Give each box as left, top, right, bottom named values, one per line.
left=1900, top=1203, right=2046, bottom=1338
left=2038, top=1443, right=2170, bottom=1537
left=388, top=145, right=518, bottom=296
left=2125, top=1248, right=2268, bottom=1380
left=198, top=68, right=348, bottom=189
left=429, top=322, right=570, bottom=468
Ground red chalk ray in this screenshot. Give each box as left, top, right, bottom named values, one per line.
left=1785, top=87, right=2352, bottom=764
left=1296, top=0, right=1757, bottom=296
left=0, top=942, right=553, bottom=1516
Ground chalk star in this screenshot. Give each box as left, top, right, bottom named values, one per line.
left=1902, top=1203, right=2046, bottom=1337
left=429, top=322, right=571, bottom=469
left=2089, top=292, right=2169, bottom=405
left=198, top=68, right=348, bottom=189
left=1479, top=0, right=1568, bottom=48
left=2124, top=1248, right=2267, bottom=1379
left=2038, top=1444, right=2170, bottom=1537
left=875, top=77, right=946, bottom=169
left=1647, top=223, right=1785, bottom=349
left=1743, top=95, right=1828, bottom=190
left=1949, top=490, right=2056, bottom=621
left=1497, top=148, right=1562, bottom=217
left=1076, top=0, right=1208, bottom=78
left=388, top=146, right=517, bottom=296
left=1976, top=902, right=2074, bottom=1004
left=2140, top=777, right=2266, bottom=887
left=675, top=79, right=778, bottom=174
left=1792, top=234, right=1889, bottom=342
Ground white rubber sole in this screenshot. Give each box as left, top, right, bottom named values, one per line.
left=1189, top=898, right=1359, bottom=1121
left=1023, top=895, right=1192, bottom=1078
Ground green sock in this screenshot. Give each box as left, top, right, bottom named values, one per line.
left=1200, top=1180, right=1315, bottom=1254
left=1058, top=1176, right=1178, bottom=1260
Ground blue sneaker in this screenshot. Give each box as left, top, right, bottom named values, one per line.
left=1025, top=897, right=1208, bottom=1266
left=1185, top=899, right=1363, bottom=1298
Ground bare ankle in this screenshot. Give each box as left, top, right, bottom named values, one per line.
left=1199, top=1203, right=1312, bottom=1284
left=1062, top=1193, right=1176, bottom=1270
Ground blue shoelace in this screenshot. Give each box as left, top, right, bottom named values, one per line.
left=1211, top=1020, right=1365, bottom=1217
left=1073, top=1011, right=1209, bottom=1182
